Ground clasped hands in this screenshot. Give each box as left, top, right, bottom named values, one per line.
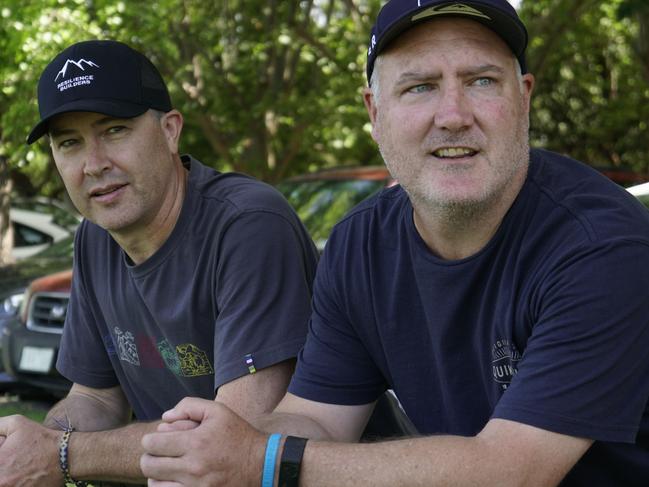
left=141, top=398, right=267, bottom=487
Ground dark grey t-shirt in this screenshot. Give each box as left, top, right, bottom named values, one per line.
left=57, top=156, right=318, bottom=420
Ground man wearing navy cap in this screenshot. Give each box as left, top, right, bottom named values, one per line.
left=141, top=1, right=649, bottom=485
left=0, top=40, right=319, bottom=485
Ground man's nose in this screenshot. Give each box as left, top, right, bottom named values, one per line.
left=83, top=141, right=111, bottom=176
left=433, top=84, right=474, bottom=132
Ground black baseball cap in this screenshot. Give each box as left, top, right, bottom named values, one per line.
left=366, top=0, right=528, bottom=83
left=27, top=39, right=172, bottom=144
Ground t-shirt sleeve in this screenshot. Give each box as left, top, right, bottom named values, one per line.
left=493, top=240, right=649, bottom=443
left=288, top=236, right=387, bottom=405
left=213, top=209, right=317, bottom=389
left=56, top=224, right=119, bottom=388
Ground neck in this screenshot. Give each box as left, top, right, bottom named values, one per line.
left=113, top=158, right=188, bottom=265
left=412, top=168, right=527, bottom=261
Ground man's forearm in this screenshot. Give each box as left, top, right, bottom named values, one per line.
left=300, top=435, right=487, bottom=487
left=291, top=419, right=591, bottom=487
left=69, top=421, right=160, bottom=483
left=45, top=385, right=131, bottom=432
left=43, top=384, right=148, bottom=483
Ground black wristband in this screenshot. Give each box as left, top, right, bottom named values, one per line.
left=278, top=436, right=308, bottom=487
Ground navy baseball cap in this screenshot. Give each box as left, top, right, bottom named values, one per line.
left=27, top=40, right=172, bottom=144
left=366, top=0, right=528, bottom=83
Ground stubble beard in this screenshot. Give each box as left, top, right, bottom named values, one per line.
left=380, top=122, right=531, bottom=229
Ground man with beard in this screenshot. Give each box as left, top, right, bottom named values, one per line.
left=140, top=1, right=649, bottom=485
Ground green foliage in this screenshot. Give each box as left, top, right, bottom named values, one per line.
left=520, top=0, right=649, bottom=175
left=1, top=0, right=648, bottom=201
left=0, top=0, right=383, bottom=197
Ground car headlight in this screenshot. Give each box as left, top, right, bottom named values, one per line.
left=0, top=291, right=25, bottom=317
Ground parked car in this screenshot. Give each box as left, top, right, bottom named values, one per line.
left=627, top=181, right=649, bottom=208
left=9, top=198, right=80, bottom=260
left=0, top=234, right=74, bottom=387
left=1, top=166, right=394, bottom=396
left=1, top=268, right=73, bottom=395
left=597, top=168, right=649, bottom=188
left=277, top=165, right=394, bottom=251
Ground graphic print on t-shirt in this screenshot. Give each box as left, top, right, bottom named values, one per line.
left=110, top=328, right=214, bottom=377
left=136, top=335, right=166, bottom=368
left=158, top=339, right=183, bottom=375
left=114, top=327, right=140, bottom=365
left=157, top=339, right=214, bottom=377
left=176, top=343, right=214, bottom=377
left=491, top=338, right=521, bottom=390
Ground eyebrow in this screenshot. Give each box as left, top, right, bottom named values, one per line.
left=394, top=64, right=506, bottom=86
left=48, top=126, right=77, bottom=138
left=49, top=116, right=133, bottom=137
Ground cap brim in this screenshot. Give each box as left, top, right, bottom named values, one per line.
left=26, top=99, right=149, bottom=144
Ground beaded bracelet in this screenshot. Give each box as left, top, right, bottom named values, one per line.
left=58, top=426, right=88, bottom=487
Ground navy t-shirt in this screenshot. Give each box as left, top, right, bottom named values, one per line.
left=289, top=149, right=649, bottom=485
left=57, top=156, right=319, bottom=420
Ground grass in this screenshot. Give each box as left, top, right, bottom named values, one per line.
left=0, top=393, right=50, bottom=422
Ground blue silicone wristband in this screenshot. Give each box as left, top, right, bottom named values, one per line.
left=262, top=433, right=282, bottom=487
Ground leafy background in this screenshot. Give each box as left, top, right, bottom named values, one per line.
left=0, top=0, right=648, bottom=260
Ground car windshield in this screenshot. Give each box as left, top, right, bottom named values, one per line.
left=278, top=179, right=386, bottom=250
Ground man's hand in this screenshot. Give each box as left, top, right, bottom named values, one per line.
left=141, top=398, right=266, bottom=487
left=0, top=415, right=64, bottom=487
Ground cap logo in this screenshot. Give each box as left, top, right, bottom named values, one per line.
left=412, top=3, right=491, bottom=22
left=54, top=58, right=100, bottom=93
left=368, top=34, right=377, bottom=57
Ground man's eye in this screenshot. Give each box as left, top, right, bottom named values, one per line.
left=473, top=77, right=494, bottom=87
left=58, top=139, right=78, bottom=149
left=107, top=125, right=126, bottom=134
left=407, top=84, right=432, bottom=94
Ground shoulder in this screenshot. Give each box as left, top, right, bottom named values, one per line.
left=334, top=184, right=408, bottom=231
left=186, top=156, right=296, bottom=217
left=526, top=149, right=649, bottom=244
left=321, top=184, right=409, bottom=268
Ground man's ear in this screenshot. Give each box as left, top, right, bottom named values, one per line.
left=363, top=87, right=379, bottom=143
left=521, top=73, right=535, bottom=114
left=160, top=110, right=184, bottom=154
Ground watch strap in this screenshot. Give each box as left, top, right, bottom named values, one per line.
left=278, top=436, right=308, bottom=487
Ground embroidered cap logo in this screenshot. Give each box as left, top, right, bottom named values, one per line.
left=412, top=3, right=492, bottom=22
left=54, top=57, right=100, bottom=93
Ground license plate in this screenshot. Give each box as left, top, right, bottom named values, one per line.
left=19, top=346, right=54, bottom=373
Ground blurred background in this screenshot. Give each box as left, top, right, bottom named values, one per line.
left=0, top=0, right=648, bottom=263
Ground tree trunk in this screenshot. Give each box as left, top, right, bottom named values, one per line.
left=0, top=153, right=14, bottom=266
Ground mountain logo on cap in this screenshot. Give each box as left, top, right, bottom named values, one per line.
left=54, top=58, right=100, bottom=82
left=412, top=3, right=491, bottom=22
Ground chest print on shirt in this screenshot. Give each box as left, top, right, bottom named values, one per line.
left=491, top=338, right=521, bottom=390
left=158, top=339, right=183, bottom=375
left=114, top=327, right=140, bottom=366
left=157, top=339, right=214, bottom=377
left=177, top=343, right=214, bottom=377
